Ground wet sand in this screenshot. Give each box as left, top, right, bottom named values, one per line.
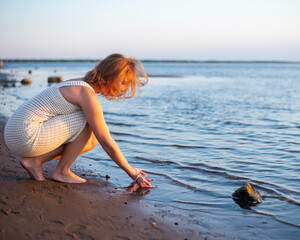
left=0, top=119, right=204, bottom=240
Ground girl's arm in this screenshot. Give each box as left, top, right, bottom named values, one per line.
left=72, top=86, right=153, bottom=187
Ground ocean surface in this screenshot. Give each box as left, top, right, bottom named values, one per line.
left=1, top=61, right=300, bottom=239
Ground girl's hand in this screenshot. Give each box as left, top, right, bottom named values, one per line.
left=131, top=167, right=155, bottom=188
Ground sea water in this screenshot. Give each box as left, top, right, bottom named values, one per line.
left=1, top=61, right=300, bottom=239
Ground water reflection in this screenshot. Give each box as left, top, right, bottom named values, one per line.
left=126, top=182, right=152, bottom=197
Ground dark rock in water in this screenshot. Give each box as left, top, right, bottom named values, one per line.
left=21, top=78, right=32, bottom=85
left=0, top=72, right=16, bottom=87
left=48, top=76, right=63, bottom=83
left=232, top=183, right=263, bottom=207
left=28, top=70, right=32, bottom=74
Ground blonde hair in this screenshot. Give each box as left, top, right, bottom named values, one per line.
left=84, top=54, right=148, bottom=100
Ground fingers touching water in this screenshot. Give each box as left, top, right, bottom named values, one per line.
left=131, top=167, right=156, bottom=188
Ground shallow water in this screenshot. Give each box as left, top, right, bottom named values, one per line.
left=1, top=61, right=300, bottom=239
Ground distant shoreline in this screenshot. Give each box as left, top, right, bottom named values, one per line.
left=1, top=59, right=300, bottom=64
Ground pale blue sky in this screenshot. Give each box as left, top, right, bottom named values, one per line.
left=1, top=0, right=300, bottom=60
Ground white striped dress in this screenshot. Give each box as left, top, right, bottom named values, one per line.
left=4, top=81, right=94, bottom=157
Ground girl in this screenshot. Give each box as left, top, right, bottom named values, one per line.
left=4, top=54, right=153, bottom=188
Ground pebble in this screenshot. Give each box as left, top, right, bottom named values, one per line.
left=48, top=76, right=63, bottom=83
left=21, top=78, right=32, bottom=85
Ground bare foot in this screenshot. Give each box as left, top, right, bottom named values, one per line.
left=20, top=158, right=46, bottom=181
left=52, top=170, right=87, bottom=183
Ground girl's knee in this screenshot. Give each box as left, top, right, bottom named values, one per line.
left=88, top=133, right=98, bottom=150
left=82, top=124, right=97, bottom=151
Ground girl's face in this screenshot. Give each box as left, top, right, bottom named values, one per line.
left=113, top=77, right=127, bottom=95
left=104, top=76, right=128, bottom=97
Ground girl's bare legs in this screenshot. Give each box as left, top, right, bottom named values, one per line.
left=20, top=146, right=64, bottom=181
left=20, top=124, right=98, bottom=183
left=52, top=124, right=97, bottom=183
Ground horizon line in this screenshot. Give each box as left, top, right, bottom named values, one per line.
left=1, top=59, right=300, bottom=64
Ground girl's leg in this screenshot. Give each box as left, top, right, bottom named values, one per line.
left=21, top=145, right=64, bottom=181
left=21, top=124, right=98, bottom=183
left=52, top=124, right=97, bottom=183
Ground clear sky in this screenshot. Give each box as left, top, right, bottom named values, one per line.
left=1, top=0, right=300, bottom=61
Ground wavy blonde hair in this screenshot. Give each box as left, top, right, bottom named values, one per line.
left=84, top=54, right=148, bottom=100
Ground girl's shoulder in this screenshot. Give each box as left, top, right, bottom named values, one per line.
left=58, top=79, right=95, bottom=93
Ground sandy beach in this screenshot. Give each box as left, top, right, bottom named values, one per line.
left=0, top=118, right=204, bottom=240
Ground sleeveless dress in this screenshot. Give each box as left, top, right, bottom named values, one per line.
left=4, top=81, right=95, bottom=157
